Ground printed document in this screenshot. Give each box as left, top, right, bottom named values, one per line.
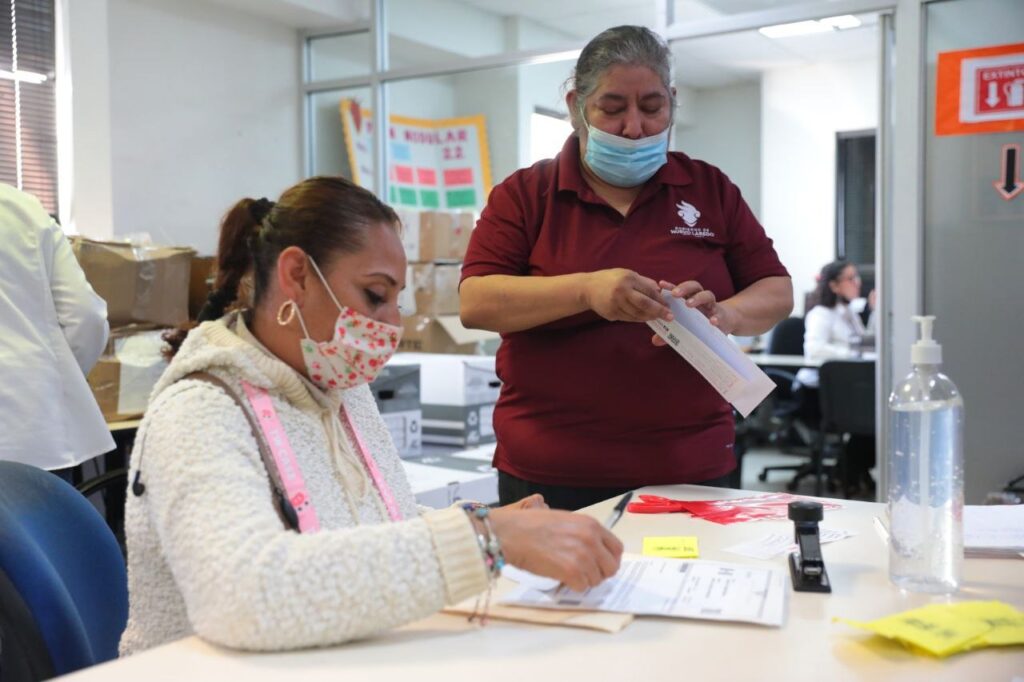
left=500, top=555, right=787, bottom=627
left=723, top=528, right=855, bottom=560
left=964, top=504, right=1024, bottom=557
left=647, top=290, right=776, bottom=417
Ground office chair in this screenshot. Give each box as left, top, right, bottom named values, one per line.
left=755, top=316, right=820, bottom=483
left=0, top=462, right=128, bottom=681
left=77, top=467, right=129, bottom=559
left=813, top=360, right=877, bottom=497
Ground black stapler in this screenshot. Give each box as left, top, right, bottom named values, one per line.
left=788, top=500, right=831, bottom=593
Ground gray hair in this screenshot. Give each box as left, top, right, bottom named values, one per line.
left=566, top=25, right=674, bottom=131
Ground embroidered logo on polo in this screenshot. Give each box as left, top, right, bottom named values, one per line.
left=671, top=200, right=715, bottom=238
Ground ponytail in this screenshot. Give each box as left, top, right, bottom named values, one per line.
left=163, top=177, right=397, bottom=360
left=163, top=197, right=274, bottom=358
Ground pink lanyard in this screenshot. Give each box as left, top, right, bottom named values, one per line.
left=242, top=382, right=322, bottom=533
left=339, top=402, right=403, bottom=522
left=241, top=382, right=403, bottom=531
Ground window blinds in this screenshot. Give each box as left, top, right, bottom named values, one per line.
left=1, top=0, right=57, bottom=214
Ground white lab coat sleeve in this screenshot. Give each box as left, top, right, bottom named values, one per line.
left=803, top=305, right=855, bottom=362
left=41, top=221, right=110, bottom=373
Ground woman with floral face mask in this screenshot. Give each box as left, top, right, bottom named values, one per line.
left=461, top=26, right=794, bottom=510
left=120, top=177, right=622, bottom=655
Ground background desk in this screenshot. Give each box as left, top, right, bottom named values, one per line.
left=750, top=353, right=822, bottom=368
left=61, top=486, right=1023, bottom=681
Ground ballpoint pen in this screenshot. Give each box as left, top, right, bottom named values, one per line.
left=603, top=491, right=633, bottom=529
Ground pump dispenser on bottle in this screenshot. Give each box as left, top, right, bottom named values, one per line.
left=887, top=315, right=964, bottom=593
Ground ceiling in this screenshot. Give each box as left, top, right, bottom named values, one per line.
left=454, top=0, right=880, bottom=88
left=206, top=0, right=881, bottom=89
left=671, top=14, right=879, bottom=88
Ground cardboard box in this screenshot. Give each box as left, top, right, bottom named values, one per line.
left=188, top=255, right=216, bottom=320
left=369, top=364, right=422, bottom=458
left=401, top=445, right=498, bottom=508
left=396, top=209, right=475, bottom=262
left=71, top=237, right=195, bottom=328
left=87, top=328, right=169, bottom=421
left=390, top=353, right=500, bottom=446
left=399, top=314, right=498, bottom=355
left=409, top=262, right=461, bottom=316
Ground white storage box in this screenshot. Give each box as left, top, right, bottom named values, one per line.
left=390, top=354, right=500, bottom=445
left=401, top=445, right=498, bottom=508
left=369, top=364, right=422, bottom=458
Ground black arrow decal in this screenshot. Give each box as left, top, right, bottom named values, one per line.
left=994, top=143, right=1024, bottom=201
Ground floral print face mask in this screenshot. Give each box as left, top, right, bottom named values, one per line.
left=293, top=257, right=402, bottom=391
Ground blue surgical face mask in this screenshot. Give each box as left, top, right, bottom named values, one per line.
left=583, top=123, right=669, bottom=187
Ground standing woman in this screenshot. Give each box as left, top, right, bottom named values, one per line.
left=460, top=26, right=793, bottom=510
left=120, top=177, right=622, bottom=655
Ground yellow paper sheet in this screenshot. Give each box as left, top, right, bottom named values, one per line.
left=836, top=600, right=1024, bottom=657
left=642, top=536, right=700, bottom=559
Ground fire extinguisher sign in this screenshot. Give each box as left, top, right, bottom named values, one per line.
left=937, top=42, right=1024, bottom=136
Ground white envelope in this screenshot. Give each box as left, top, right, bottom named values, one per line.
left=647, top=290, right=776, bottom=417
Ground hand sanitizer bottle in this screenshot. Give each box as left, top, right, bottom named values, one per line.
left=887, top=316, right=964, bottom=593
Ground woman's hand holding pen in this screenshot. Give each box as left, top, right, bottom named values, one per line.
left=488, top=507, right=624, bottom=593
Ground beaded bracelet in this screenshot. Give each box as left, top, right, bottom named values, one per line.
left=461, top=502, right=505, bottom=623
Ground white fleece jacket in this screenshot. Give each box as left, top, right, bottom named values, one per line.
left=119, top=313, right=488, bottom=655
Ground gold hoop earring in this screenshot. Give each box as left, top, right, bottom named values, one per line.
left=277, top=300, right=297, bottom=326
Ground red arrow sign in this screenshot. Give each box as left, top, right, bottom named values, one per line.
left=994, top=143, right=1024, bottom=200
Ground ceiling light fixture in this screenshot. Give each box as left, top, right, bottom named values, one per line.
left=759, top=15, right=862, bottom=39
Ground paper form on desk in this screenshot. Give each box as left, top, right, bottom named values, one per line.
left=964, top=504, right=1024, bottom=557
left=500, top=555, right=787, bottom=627
left=647, top=290, right=776, bottom=417
left=723, top=528, right=855, bottom=560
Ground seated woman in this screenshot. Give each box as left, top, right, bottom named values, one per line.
left=798, top=259, right=875, bottom=388
left=119, top=177, right=622, bottom=655
left=795, top=259, right=876, bottom=497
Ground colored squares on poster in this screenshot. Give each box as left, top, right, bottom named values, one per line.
left=417, top=168, right=438, bottom=185
left=389, top=186, right=397, bottom=203
left=394, top=165, right=415, bottom=184
left=443, top=168, right=474, bottom=185
left=398, top=187, right=418, bottom=205
left=446, top=189, right=476, bottom=208
left=420, top=190, right=440, bottom=208
left=391, top=143, right=412, bottom=162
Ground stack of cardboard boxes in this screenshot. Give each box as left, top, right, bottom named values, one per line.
left=395, top=209, right=498, bottom=355
left=72, top=237, right=203, bottom=422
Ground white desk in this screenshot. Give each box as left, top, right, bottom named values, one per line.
left=750, top=353, right=822, bottom=368
left=61, top=486, right=1024, bottom=681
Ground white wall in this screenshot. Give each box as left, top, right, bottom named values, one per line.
left=59, top=0, right=115, bottom=238
left=107, top=0, right=302, bottom=255
left=673, top=81, right=762, bottom=218
left=761, top=58, right=878, bottom=313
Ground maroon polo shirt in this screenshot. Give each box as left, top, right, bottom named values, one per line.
left=461, top=135, right=789, bottom=488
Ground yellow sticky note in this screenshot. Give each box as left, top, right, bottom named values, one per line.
left=947, top=601, right=1024, bottom=648
left=642, top=536, right=699, bottom=559
left=836, top=601, right=1024, bottom=658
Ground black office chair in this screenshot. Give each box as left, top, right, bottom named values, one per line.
left=755, top=317, right=820, bottom=483
left=77, top=468, right=129, bottom=560
left=812, top=360, right=876, bottom=497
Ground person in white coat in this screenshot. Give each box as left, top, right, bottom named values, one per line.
left=0, top=184, right=114, bottom=475
left=120, top=177, right=623, bottom=655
